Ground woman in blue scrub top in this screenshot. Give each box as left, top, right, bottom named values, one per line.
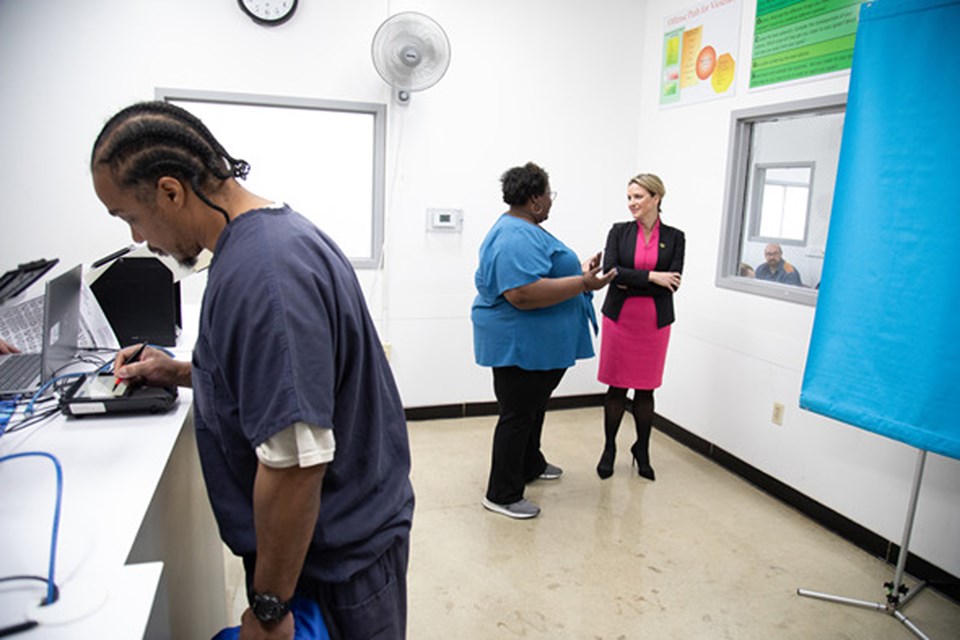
left=472, top=162, right=616, bottom=519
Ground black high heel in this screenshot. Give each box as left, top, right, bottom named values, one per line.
left=596, top=446, right=616, bottom=480
left=630, top=442, right=656, bottom=481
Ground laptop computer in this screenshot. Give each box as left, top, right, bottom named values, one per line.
left=0, top=265, right=82, bottom=397
left=0, top=258, right=58, bottom=305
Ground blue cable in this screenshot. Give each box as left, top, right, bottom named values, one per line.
left=0, top=451, right=63, bottom=606
left=0, top=397, right=18, bottom=437
left=24, top=373, right=86, bottom=417
left=23, top=344, right=178, bottom=418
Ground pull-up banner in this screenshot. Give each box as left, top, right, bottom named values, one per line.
left=800, top=0, right=960, bottom=460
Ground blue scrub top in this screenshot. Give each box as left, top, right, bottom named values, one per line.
left=472, top=213, right=596, bottom=370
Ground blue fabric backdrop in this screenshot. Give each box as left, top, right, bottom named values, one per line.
left=800, top=0, right=960, bottom=460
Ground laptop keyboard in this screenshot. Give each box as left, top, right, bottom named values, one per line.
left=0, top=353, right=42, bottom=391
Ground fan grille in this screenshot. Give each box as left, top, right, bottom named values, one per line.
left=372, top=12, right=451, bottom=93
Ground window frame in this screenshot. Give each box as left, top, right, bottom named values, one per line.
left=749, top=161, right=815, bottom=246
left=716, top=93, right=847, bottom=305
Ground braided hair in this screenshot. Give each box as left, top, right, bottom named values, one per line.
left=91, top=101, right=250, bottom=224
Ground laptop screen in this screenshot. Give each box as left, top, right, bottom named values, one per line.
left=41, top=265, right=82, bottom=383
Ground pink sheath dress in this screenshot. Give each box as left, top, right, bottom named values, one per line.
left=597, top=221, right=671, bottom=390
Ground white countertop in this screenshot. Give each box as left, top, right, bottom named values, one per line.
left=0, top=303, right=205, bottom=638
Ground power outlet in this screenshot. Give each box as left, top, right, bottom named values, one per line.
left=771, top=402, right=785, bottom=426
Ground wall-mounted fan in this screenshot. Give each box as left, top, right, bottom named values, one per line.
left=371, top=12, right=451, bottom=104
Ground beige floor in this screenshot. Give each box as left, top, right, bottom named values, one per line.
left=406, top=407, right=960, bottom=640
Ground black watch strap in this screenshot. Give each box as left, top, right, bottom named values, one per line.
left=250, top=592, right=292, bottom=624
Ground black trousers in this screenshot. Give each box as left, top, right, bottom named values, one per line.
left=485, top=366, right=566, bottom=504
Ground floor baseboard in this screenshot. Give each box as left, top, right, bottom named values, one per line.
left=404, top=393, right=603, bottom=422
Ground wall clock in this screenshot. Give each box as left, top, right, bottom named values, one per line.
left=238, top=0, right=298, bottom=26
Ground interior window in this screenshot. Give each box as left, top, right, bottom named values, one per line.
left=753, top=164, right=812, bottom=243
left=716, top=95, right=846, bottom=303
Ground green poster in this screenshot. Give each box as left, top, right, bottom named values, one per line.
left=750, top=0, right=866, bottom=88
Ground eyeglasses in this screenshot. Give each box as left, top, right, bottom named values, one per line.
left=549, top=191, right=558, bottom=201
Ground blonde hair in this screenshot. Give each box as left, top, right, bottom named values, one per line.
left=628, top=173, right=666, bottom=211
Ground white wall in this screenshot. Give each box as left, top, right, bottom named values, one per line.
left=372, top=0, right=647, bottom=407
left=1, top=0, right=956, bottom=577
left=637, top=0, right=959, bottom=577
left=0, top=0, right=643, bottom=406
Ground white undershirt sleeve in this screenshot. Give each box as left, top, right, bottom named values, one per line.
left=255, top=421, right=336, bottom=469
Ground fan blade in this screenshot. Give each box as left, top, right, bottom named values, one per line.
left=372, top=12, right=451, bottom=93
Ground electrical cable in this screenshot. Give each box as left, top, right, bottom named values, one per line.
left=24, top=373, right=86, bottom=417
left=0, top=620, right=39, bottom=637
left=2, top=345, right=169, bottom=436
left=2, top=407, right=60, bottom=436
left=75, top=354, right=111, bottom=370
left=0, top=576, right=58, bottom=602
left=0, top=345, right=172, bottom=625
left=3, top=344, right=175, bottom=436
left=0, top=349, right=173, bottom=632
left=0, top=397, right=17, bottom=437
left=0, top=395, right=56, bottom=438
left=0, top=451, right=64, bottom=636
left=22, top=346, right=139, bottom=417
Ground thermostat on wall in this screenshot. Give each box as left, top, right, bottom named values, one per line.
left=426, top=208, right=463, bottom=233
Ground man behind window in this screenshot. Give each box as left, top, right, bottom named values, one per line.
left=755, top=243, right=802, bottom=286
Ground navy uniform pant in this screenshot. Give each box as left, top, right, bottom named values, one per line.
left=245, top=534, right=409, bottom=640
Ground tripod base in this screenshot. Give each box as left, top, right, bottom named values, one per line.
left=797, top=581, right=929, bottom=640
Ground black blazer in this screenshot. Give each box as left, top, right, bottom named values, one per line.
left=600, top=220, right=685, bottom=328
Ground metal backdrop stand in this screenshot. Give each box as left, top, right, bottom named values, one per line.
left=797, top=449, right=931, bottom=640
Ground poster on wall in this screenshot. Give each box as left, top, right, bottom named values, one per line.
left=750, top=0, right=866, bottom=89
left=660, top=0, right=742, bottom=108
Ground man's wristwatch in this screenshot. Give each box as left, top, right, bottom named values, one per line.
left=250, top=592, right=292, bottom=625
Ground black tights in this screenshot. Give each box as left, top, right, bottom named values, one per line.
left=602, top=386, right=654, bottom=462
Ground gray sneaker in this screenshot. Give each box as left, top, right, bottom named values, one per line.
left=538, top=462, right=563, bottom=480
left=482, top=497, right=541, bottom=519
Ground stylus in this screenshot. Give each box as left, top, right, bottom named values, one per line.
left=92, top=245, right=133, bottom=268
left=113, top=343, right=147, bottom=391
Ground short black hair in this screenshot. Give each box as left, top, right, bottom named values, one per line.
left=91, top=101, right=248, bottom=221
left=501, top=162, right=549, bottom=206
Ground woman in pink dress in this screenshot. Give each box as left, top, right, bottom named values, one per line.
left=596, top=173, right=685, bottom=480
